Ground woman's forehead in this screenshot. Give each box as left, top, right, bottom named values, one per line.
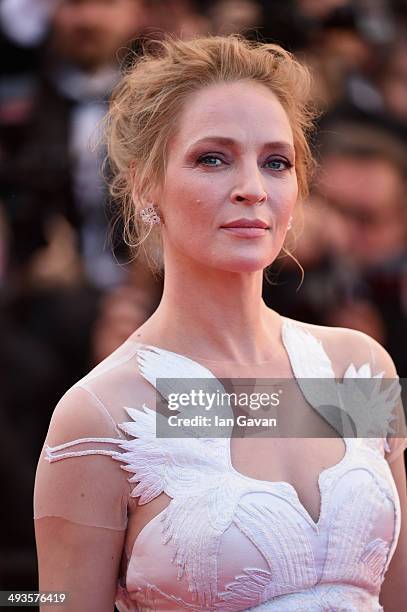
left=171, top=80, right=294, bottom=150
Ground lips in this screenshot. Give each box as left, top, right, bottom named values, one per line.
left=221, top=218, right=269, bottom=229
left=220, top=218, right=270, bottom=239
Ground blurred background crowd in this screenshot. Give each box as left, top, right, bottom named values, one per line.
left=1, top=0, right=406, bottom=595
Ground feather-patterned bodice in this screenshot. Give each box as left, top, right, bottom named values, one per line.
left=44, top=319, right=404, bottom=611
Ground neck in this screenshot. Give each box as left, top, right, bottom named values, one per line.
left=140, top=255, right=282, bottom=363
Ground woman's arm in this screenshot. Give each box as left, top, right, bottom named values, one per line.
left=35, top=517, right=125, bottom=612
left=33, top=386, right=131, bottom=611
left=379, top=452, right=407, bottom=611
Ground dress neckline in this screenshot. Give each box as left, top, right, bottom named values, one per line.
left=225, top=437, right=351, bottom=530
left=129, top=317, right=352, bottom=529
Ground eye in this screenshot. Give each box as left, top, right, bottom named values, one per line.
left=265, top=157, right=293, bottom=171
left=197, top=154, right=224, bottom=167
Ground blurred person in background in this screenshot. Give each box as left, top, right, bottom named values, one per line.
left=1, top=0, right=146, bottom=287
left=0, top=0, right=164, bottom=388
left=297, top=0, right=352, bottom=20
left=142, top=0, right=210, bottom=40
left=314, top=120, right=407, bottom=375
left=298, top=2, right=383, bottom=112
left=377, top=34, right=407, bottom=122
left=208, top=0, right=263, bottom=36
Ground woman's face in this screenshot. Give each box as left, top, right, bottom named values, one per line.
left=156, top=80, right=298, bottom=273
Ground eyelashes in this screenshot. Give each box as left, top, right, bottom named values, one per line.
left=196, top=153, right=293, bottom=171
left=197, top=154, right=224, bottom=167
left=265, top=159, right=293, bottom=171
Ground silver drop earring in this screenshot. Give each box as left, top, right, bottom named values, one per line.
left=287, top=215, right=293, bottom=230
left=140, top=204, right=161, bottom=226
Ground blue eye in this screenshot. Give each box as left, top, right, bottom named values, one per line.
left=265, top=158, right=292, bottom=171
left=198, top=155, right=224, bottom=167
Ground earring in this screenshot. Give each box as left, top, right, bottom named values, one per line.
left=287, top=215, right=293, bottom=230
left=140, top=204, right=161, bottom=225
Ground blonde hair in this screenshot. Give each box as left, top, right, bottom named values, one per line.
left=105, top=34, right=317, bottom=274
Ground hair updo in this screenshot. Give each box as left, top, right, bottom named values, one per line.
left=105, top=34, right=317, bottom=273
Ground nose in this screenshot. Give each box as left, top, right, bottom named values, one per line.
left=230, top=166, right=267, bottom=205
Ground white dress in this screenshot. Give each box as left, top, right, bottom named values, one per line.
left=34, top=318, right=407, bottom=611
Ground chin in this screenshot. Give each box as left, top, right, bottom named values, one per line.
left=212, top=255, right=274, bottom=274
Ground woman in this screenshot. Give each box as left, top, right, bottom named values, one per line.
left=34, top=35, right=407, bottom=611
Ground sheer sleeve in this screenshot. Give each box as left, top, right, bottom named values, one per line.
left=366, top=335, right=407, bottom=465
left=34, top=385, right=131, bottom=531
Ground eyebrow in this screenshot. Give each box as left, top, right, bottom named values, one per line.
left=188, top=136, right=295, bottom=157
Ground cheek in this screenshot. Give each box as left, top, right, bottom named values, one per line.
left=271, top=178, right=298, bottom=219
left=285, top=173, right=299, bottom=204
left=162, top=174, right=220, bottom=229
